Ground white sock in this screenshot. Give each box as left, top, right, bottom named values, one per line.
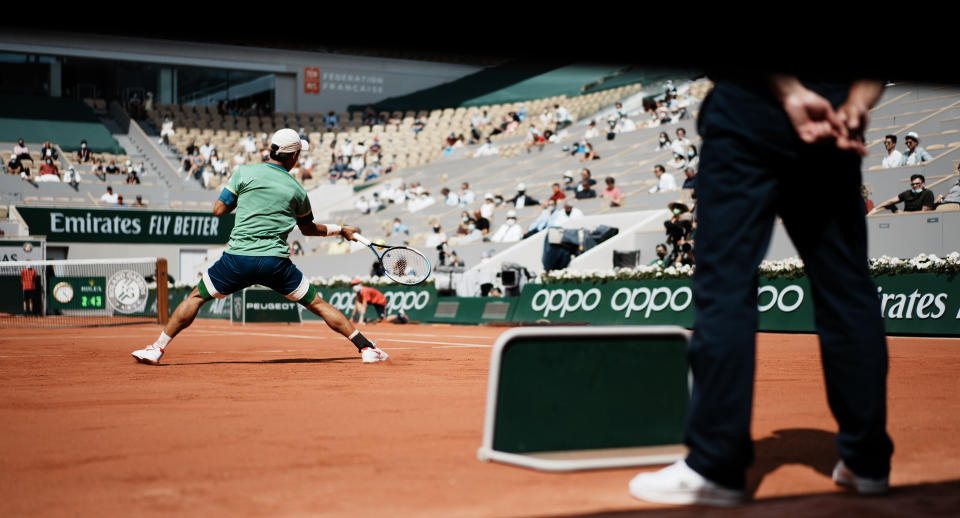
left=154, top=331, right=172, bottom=349
left=348, top=329, right=359, bottom=340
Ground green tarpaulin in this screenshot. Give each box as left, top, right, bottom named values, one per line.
left=0, top=94, right=123, bottom=154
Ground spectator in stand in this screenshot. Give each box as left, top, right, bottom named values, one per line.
left=649, top=164, right=679, bottom=193
left=575, top=179, right=597, bottom=199
left=540, top=108, right=554, bottom=130
left=861, top=185, right=875, bottom=213
left=356, top=196, right=371, bottom=215
left=524, top=200, right=558, bottom=238
left=668, top=151, right=688, bottom=170
left=36, top=157, right=60, bottom=182
left=64, top=166, right=81, bottom=188
left=601, top=177, right=624, bottom=207
left=491, top=210, right=524, bottom=243
left=562, top=171, right=577, bottom=192
left=159, top=116, right=175, bottom=145
left=549, top=182, right=566, bottom=202
left=657, top=131, right=672, bottom=151
left=13, top=138, right=31, bottom=162
left=188, top=150, right=205, bottom=182
left=682, top=167, right=697, bottom=190
left=933, top=163, right=960, bottom=207
left=40, top=141, right=58, bottom=161
left=881, top=134, right=903, bottom=169
left=671, top=127, right=692, bottom=156
left=480, top=193, right=496, bottom=219
left=100, top=186, right=118, bottom=204
left=241, top=134, right=257, bottom=157
left=575, top=169, right=598, bottom=195
left=459, top=182, right=476, bottom=206
left=548, top=200, right=584, bottom=226
left=324, top=110, right=339, bottom=129
left=581, top=142, right=600, bottom=161
left=106, top=160, right=120, bottom=175
left=116, top=194, right=125, bottom=207
left=617, top=113, right=637, bottom=133
left=472, top=209, right=491, bottom=235
left=425, top=223, right=447, bottom=248
left=127, top=166, right=141, bottom=185
left=900, top=132, right=932, bottom=166
left=135, top=195, right=146, bottom=207
left=198, top=139, right=214, bottom=162
left=507, top=183, right=540, bottom=208
left=869, top=174, right=936, bottom=214
left=329, top=155, right=348, bottom=183
left=456, top=211, right=475, bottom=236
left=8, top=155, right=29, bottom=179
left=525, top=128, right=546, bottom=152
left=441, top=187, right=460, bottom=206
left=471, top=110, right=492, bottom=142
left=412, top=119, right=426, bottom=133
left=76, top=140, right=92, bottom=163
left=584, top=119, right=600, bottom=139
left=555, top=103, right=573, bottom=130
left=686, top=144, right=700, bottom=170
left=649, top=243, right=670, bottom=268
left=392, top=217, right=410, bottom=236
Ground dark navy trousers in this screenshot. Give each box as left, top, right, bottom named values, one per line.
left=684, top=80, right=894, bottom=489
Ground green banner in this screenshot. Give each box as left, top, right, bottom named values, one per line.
left=514, top=273, right=960, bottom=336
left=301, top=285, right=438, bottom=323
left=241, top=288, right=300, bottom=323
left=15, top=207, right=234, bottom=244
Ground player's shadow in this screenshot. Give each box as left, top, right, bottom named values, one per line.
left=746, top=428, right=837, bottom=496
left=164, top=357, right=357, bottom=366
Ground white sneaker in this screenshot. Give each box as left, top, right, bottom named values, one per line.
left=832, top=460, right=889, bottom=495
left=629, top=460, right=745, bottom=507
left=361, top=346, right=389, bottom=363
left=132, top=344, right=164, bottom=365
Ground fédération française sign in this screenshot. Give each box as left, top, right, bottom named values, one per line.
left=15, top=207, right=235, bottom=244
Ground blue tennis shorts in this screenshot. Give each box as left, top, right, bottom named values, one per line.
left=199, top=252, right=311, bottom=302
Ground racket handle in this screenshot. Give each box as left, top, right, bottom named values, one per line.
left=354, top=233, right=371, bottom=246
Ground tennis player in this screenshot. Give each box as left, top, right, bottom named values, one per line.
left=132, top=128, right=388, bottom=365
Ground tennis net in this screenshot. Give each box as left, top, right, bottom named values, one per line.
left=0, top=257, right=169, bottom=328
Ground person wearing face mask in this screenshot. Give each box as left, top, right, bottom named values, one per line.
left=869, top=174, right=936, bottom=214
left=40, top=141, right=58, bottom=160
left=686, top=144, right=700, bottom=170
left=76, top=139, right=92, bottom=163
left=36, top=157, right=61, bottom=182
left=425, top=223, right=447, bottom=248
left=456, top=211, right=475, bottom=236
left=548, top=201, right=585, bottom=226
left=491, top=210, right=524, bottom=243
left=13, top=138, right=31, bottom=162
left=508, top=183, right=540, bottom=208
left=649, top=243, right=670, bottom=268
left=656, top=131, right=672, bottom=151
left=392, top=218, right=409, bottom=236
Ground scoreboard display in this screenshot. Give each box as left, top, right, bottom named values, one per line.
left=50, top=277, right=106, bottom=310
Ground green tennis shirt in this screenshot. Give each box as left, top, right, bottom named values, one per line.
left=222, top=162, right=312, bottom=257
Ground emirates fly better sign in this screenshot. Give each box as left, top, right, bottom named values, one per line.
left=15, top=207, right=235, bottom=244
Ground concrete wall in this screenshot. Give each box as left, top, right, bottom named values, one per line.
left=0, top=30, right=481, bottom=114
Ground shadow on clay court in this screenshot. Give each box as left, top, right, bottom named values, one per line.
left=547, top=480, right=960, bottom=517
left=546, top=428, right=960, bottom=517
left=161, top=357, right=358, bottom=366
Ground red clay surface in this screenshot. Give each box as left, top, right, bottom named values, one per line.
left=1, top=321, right=959, bottom=517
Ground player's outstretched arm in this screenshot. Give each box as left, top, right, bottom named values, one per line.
left=296, top=220, right=359, bottom=238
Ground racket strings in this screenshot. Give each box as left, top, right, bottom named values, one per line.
left=382, top=248, right=430, bottom=282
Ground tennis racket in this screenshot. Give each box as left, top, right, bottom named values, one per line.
left=353, top=234, right=432, bottom=285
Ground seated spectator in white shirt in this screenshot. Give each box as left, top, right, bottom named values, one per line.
left=425, top=223, right=447, bottom=248
left=441, top=187, right=460, bottom=206
left=548, top=201, right=585, bottom=226
left=656, top=131, right=672, bottom=151
left=616, top=113, right=637, bottom=133
left=356, top=196, right=371, bottom=214
left=900, top=131, right=933, bottom=166
left=649, top=164, right=679, bottom=193
left=667, top=152, right=687, bottom=170
left=100, top=186, right=119, bottom=204
left=671, top=127, right=692, bottom=156
left=64, top=166, right=81, bottom=187
left=480, top=193, right=496, bottom=219
left=881, top=134, right=903, bottom=169
left=474, top=137, right=499, bottom=157
left=685, top=144, right=700, bottom=170
left=159, top=117, right=175, bottom=144
left=554, top=104, right=573, bottom=130
left=459, top=182, right=476, bottom=206
left=584, top=120, right=600, bottom=139
left=199, top=140, right=215, bottom=162
left=491, top=210, right=524, bottom=243
left=13, top=139, right=31, bottom=162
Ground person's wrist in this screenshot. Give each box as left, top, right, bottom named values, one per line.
left=326, top=223, right=341, bottom=236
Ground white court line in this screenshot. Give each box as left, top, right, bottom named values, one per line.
left=189, top=329, right=491, bottom=348
left=431, top=345, right=492, bottom=349
left=0, top=354, right=67, bottom=358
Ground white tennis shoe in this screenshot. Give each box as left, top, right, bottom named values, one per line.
left=832, top=460, right=889, bottom=495
left=361, top=346, right=389, bottom=363
left=629, top=460, right=745, bottom=507
left=132, top=344, right=164, bottom=365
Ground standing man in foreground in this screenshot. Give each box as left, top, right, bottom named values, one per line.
left=629, top=76, right=893, bottom=505
left=132, top=129, right=388, bottom=365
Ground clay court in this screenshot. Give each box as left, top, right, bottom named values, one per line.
left=2, top=321, right=959, bottom=517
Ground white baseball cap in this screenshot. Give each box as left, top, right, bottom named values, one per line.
left=905, top=131, right=919, bottom=142
left=517, top=183, right=526, bottom=191
left=484, top=192, right=494, bottom=200
left=507, top=209, right=517, bottom=218
left=271, top=128, right=309, bottom=153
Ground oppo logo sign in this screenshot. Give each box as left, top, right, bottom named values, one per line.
left=610, top=286, right=693, bottom=318
left=323, top=291, right=356, bottom=312
left=530, top=288, right=602, bottom=318
left=385, top=291, right=430, bottom=312
left=756, top=285, right=805, bottom=313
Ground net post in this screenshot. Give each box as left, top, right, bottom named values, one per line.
left=157, top=258, right=169, bottom=325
